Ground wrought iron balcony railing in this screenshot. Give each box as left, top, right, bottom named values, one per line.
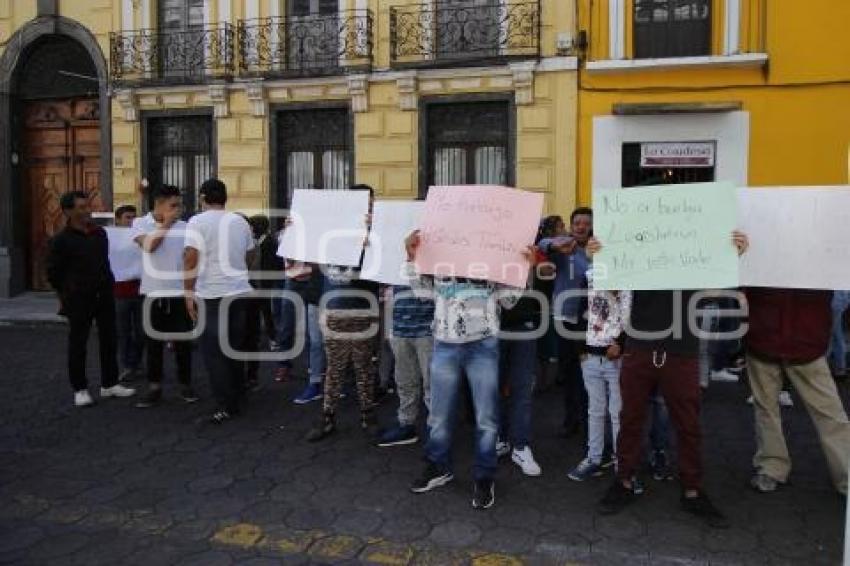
left=110, top=23, right=234, bottom=87
left=390, top=1, right=540, bottom=68
left=238, top=10, right=373, bottom=78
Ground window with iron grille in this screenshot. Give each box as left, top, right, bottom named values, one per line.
left=633, top=0, right=711, bottom=59
left=423, top=101, right=512, bottom=194
left=287, top=0, right=340, bottom=72
left=158, top=0, right=206, bottom=79
left=436, top=0, right=501, bottom=61
left=276, top=108, right=352, bottom=207
left=621, top=142, right=715, bottom=188
left=145, top=115, right=214, bottom=215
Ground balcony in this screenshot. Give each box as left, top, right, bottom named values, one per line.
left=237, top=10, right=373, bottom=79
left=390, top=1, right=540, bottom=69
left=110, top=24, right=234, bottom=87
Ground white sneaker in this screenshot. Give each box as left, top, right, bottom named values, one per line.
left=511, top=446, right=542, bottom=477
left=779, top=390, right=794, bottom=407
left=710, top=369, right=740, bottom=383
left=74, top=390, right=94, bottom=407
left=746, top=395, right=754, bottom=405
left=100, top=384, right=136, bottom=398
left=496, top=440, right=511, bottom=458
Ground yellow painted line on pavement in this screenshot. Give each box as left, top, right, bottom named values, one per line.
left=211, top=523, right=263, bottom=547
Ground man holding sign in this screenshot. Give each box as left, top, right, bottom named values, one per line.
left=406, top=185, right=541, bottom=510
left=590, top=181, right=749, bottom=529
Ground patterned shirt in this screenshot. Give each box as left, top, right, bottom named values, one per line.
left=391, top=286, right=435, bottom=338
left=585, top=268, right=632, bottom=348
left=404, top=262, right=520, bottom=343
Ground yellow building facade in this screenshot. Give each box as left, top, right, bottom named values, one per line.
left=0, top=0, right=579, bottom=295
left=575, top=0, right=850, bottom=202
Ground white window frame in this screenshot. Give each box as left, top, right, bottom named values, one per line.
left=606, top=0, right=747, bottom=63
left=591, top=111, right=750, bottom=191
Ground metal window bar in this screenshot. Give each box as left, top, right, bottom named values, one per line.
left=147, top=117, right=214, bottom=215
left=237, top=10, right=373, bottom=78
left=110, top=23, right=234, bottom=87
left=633, top=0, right=711, bottom=59
left=390, top=0, right=539, bottom=68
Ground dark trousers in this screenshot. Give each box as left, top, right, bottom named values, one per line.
left=200, top=297, right=248, bottom=413
left=145, top=297, right=192, bottom=386
left=244, top=295, right=275, bottom=382
left=617, top=349, right=702, bottom=490
left=115, top=295, right=144, bottom=370
left=66, top=291, right=119, bottom=391
left=558, top=320, right=588, bottom=430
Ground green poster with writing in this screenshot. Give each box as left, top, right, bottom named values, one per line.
left=592, top=182, right=738, bottom=291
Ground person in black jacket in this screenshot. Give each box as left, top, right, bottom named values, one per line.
left=242, top=214, right=283, bottom=389
left=46, top=191, right=137, bottom=407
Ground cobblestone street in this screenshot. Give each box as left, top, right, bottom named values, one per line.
left=0, top=325, right=845, bottom=565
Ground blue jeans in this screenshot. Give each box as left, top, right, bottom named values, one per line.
left=307, top=304, right=326, bottom=385
left=426, top=336, right=500, bottom=481
left=274, top=281, right=297, bottom=370
left=828, top=291, right=850, bottom=373
left=115, top=295, right=144, bottom=370
left=499, top=333, right=536, bottom=449
left=581, top=354, right=622, bottom=464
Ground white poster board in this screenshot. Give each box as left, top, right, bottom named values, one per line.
left=738, top=186, right=850, bottom=289
left=277, top=189, right=370, bottom=266
left=105, top=226, right=142, bottom=282
left=360, top=200, right=425, bottom=285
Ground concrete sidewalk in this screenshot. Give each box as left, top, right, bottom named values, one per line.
left=0, top=292, right=64, bottom=325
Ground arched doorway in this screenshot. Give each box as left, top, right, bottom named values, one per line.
left=0, top=17, right=112, bottom=296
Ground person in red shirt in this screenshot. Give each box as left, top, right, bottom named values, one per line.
left=745, top=287, right=850, bottom=495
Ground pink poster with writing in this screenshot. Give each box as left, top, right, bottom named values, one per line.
left=415, top=185, right=544, bottom=288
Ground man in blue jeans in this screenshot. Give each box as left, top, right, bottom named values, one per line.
left=405, top=230, right=529, bottom=510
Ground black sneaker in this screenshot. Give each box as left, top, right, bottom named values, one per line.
left=306, top=414, right=336, bottom=442
left=135, top=388, right=162, bottom=408
left=472, top=479, right=495, bottom=510
left=681, top=492, right=729, bottom=529
left=650, top=449, right=674, bottom=481
left=598, top=480, right=641, bottom=515
left=180, top=386, right=200, bottom=404
left=208, top=409, right=233, bottom=424
left=410, top=462, right=453, bottom=493
left=360, top=411, right=380, bottom=437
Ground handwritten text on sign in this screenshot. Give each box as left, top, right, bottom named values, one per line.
left=592, top=182, right=738, bottom=291
left=416, top=185, right=544, bottom=288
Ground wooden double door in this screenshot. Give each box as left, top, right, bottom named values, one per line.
left=22, top=97, right=102, bottom=290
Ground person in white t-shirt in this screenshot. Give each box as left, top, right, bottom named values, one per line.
left=130, top=184, right=199, bottom=409
left=110, top=205, right=144, bottom=383
left=184, top=178, right=255, bottom=424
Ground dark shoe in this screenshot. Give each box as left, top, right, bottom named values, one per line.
left=472, top=479, right=495, bottom=510
left=135, top=388, right=163, bottom=409
left=650, top=449, right=674, bottom=481
left=410, top=462, right=453, bottom=493
left=750, top=473, right=781, bottom=493
left=598, top=480, right=640, bottom=515
left=361, top=411, right=379, bottom=437
left=293, top=383, right=323, bottom=405
left=208, top=409, right=233, bottom=424
left=180, top=386, right=200, bottom=404
left=306, top=414, right=336, bottom=442
left=600, top=451, right=616, bottom=469
left=377, top=425, right=418, bottom=447
left=681, top=492, right=729, bottom=529
left=274, top=366, right=291, bottom=382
